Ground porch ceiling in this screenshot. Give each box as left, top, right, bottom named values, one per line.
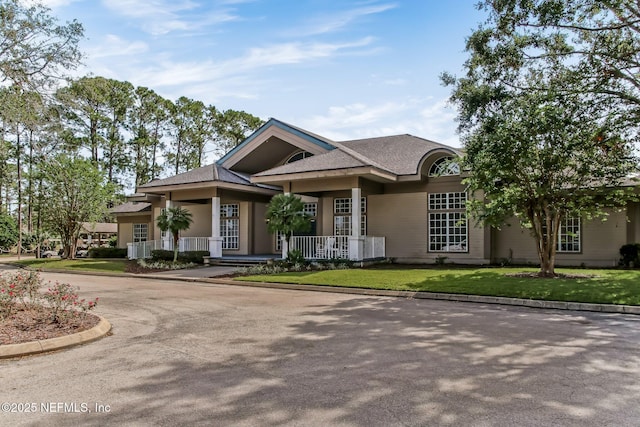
left=230, top=137, right=301, bottom=174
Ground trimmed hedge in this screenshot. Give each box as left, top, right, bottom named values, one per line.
left=620, top=243, right=640, bottom=267
left=150, top=249, right=209, bottom=264
left=88, top=247, right=128, bottom=258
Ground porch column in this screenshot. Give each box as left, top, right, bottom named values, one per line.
left=209, top=196, right=223, bottom=258
left=163, top=199, right=172, bottom=250
left=349, top=187, right=364, bottom=261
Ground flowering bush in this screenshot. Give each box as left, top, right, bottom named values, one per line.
left=0, top=271, right=43, bottom=319
left=43, top=282, right=99, bottom=323
left=0, top=271, right=98, bottom=323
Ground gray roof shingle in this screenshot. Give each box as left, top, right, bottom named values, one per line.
left=255, top=134, right=461, bottom=178
left=110, top=202, right=151, bottom=214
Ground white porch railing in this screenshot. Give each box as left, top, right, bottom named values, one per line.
left=363, top=236, right=386, bottom=259
left=290, top=235, right=350, bottom=260
left=289, top=235, right=385, bottom=261
left=127, top=240, right=163, bottom=259
left=178, top=237, right=210, bottom=252
left=128, top=237, right=209, bottom=260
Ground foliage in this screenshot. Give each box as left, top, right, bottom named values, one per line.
left=149, top=249, right=208, bottom=264
left=136, top=258, right=196, bottom=270
left=286, top=249, right=306, bottom=265
left=155, top=206, right=194, bottom=262
left=0, top=0, right=83, bottom=91
left=40, top=155, right=115, bottom=259
left=265, top=194, right=312, bottom=253
left=0, top=212, right=19, bottom=251
left=619, top=243, right=640, bottom=267
left=88, top=247, right=127, bottom=258
left=443, top=0, right=640, bottom=277
left=0, top=271, right=97, bottom=322
left=43, top=282, right=98, bottom=323
left=240, top=267, right=640, bottom=305
left=213, top=109, right=264, bottom=155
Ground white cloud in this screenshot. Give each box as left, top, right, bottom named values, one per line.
left=296, top=98, right=460, bottom=146
left=287, top=2, right=398, bottom=36
left=102, top=0, right=240, bottom=35
left=21, top=0, right=79, bottom=7
left=86, top=35, right=149, bottom=59
left=108, top=37, right=376, bottom=90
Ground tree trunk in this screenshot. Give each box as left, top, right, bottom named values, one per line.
left=173, top=232, right=179, bottom=263
left=16, top=126, right=22, bottom=260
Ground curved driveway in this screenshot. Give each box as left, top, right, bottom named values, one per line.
left=1, top=268, right=639, bottom=426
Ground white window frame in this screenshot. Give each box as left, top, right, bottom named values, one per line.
left=333, top=197, right=366, bottom=236
left=133, top=223, right=148, bottom=243
left=557, top=217, right=581, bottom=253
left=429, top=157, right=460, bottom=177
left=221, top=204, right=239, bottom=250
left=428, top=192, right=468, bottom=253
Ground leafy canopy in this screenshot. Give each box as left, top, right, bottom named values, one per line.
left=444, top=0, right=640, bottom=276
left=265, top=194, right=312, bottom=243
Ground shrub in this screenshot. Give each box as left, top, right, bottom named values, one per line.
left=0, top=271, right=43, bottom=318
left=619, top=243, right=640, bottom=267
left=88, top=247, right=127, bottom=258
left=151, top=249, right=208, bottom=264
left=136, top=259, right=196, bottom=270
left=43, top=282, right=98, bottom=323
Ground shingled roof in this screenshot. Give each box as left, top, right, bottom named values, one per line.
left=110, top=202, right=151, bottom=214
left=254, top=134, right=460, bottom=178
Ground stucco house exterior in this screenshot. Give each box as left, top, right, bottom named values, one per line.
left=113, top=118, right=640, bottom=267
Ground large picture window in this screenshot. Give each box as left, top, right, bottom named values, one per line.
left=221, top=204, right=239, bottom=250
left=333, top=197, right=366, bottom=236
left=428, top=192, right=467, bottom=252
left=133, top=223, right=148, bottom=243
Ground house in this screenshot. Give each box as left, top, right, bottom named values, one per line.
left=113, top=118, right=640, bottom=266
left=78, top=222, right=118, bottom=248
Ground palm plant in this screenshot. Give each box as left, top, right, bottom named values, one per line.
left=265, top=194, right=311, bottom=256
left=156, top=206, right=193, bottom=262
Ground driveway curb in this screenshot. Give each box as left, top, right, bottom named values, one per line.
left=202, top=278, right=640, bottom=315
left=8, top=264, right=640, bottom=315
left=0, top=315, right=112, bottom=359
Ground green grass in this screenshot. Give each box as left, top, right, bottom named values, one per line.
left=239, top=267, right=640, bottom=305
left=12, top=258, right=129, bottom=273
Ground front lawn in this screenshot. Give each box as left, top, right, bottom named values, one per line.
left=239, top=267, right=640, bottom=305
left=12, top=258, right=129, bottom=273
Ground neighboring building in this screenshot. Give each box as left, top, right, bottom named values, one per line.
left=112, top=118, right=639, bottom=266
left=78, top=222, right=118, bottom=248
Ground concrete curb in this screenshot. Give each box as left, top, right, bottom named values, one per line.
left=0, top=315, right=112, bottom=359
left=6, top=264, right=640, bottom=315
left=201, top=278, right=640, bottom=315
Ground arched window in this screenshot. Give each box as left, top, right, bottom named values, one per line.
left=428, top=157, right=460, bottom=177
left=286, top=151, right=313, bottom=164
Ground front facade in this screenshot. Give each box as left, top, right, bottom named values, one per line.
left=114, top=118, right=639, bottom=267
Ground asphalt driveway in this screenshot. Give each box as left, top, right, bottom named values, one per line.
left=1, top=269, right=639, bottom=426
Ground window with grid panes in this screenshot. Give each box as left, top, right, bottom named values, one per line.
left=428, top=192, right=467, bottom=252
left=133, top=223, right=148, bottom=243
left=333, top=197, right=366, bottom=236
left=557, top=217, right=581, bottom=253
left=220, top=204, right=239, bottom=250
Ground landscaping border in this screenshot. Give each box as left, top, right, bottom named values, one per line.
left=0, top=315, right=111, bottom=359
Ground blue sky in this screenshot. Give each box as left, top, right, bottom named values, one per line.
left=36, top=0, right=486, bottom=149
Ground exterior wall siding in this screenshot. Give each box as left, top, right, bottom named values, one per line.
left=117, top=215, right=152, bottom=248
left=492, top=210, right=628, bottom=267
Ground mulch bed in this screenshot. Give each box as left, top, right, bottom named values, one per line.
left=124, top=261, right=168, bottom=274
left=0, top=307, right=100, bottom=345
left=506, top=272, right=597, bottom=279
